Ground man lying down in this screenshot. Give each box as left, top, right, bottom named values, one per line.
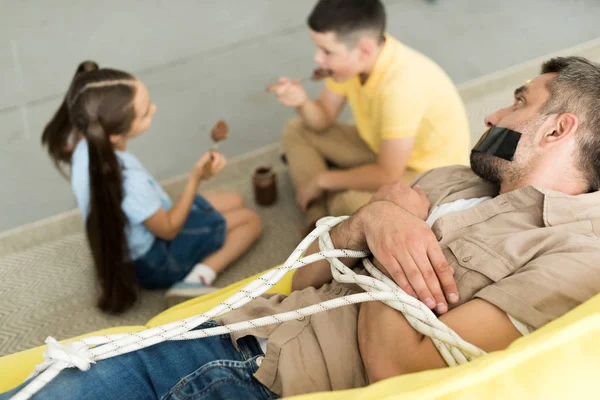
left=3, top=56, right=600, bottom=400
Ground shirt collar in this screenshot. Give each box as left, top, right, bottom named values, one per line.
left=539, top=188, right=600, bottom=226
left=431, top=167, right=600, bottom=227
left=362, top=34, right=400, bottom=95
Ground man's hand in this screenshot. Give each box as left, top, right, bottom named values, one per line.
left=356, top=201, right=458, bottom=313
left=370, top=182, right=430, bottom=220
left=296, top=176, right=324, bottom=212
left=266, top=78, right=309, bottom=108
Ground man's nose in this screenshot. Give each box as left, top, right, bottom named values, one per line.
left=484, top=107, right=510, bottom=127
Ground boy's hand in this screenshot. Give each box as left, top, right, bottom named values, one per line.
left=191, top=151, right=227, bottom=182
left=266, top=78, right=309, bottom=108
left=296, top=176, right=324, bottom=211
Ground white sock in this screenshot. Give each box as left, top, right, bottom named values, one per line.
left=183, top=263, right=217, bottom=285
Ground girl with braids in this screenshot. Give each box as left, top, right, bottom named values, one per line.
left=42, top=61, right=262, bottom=313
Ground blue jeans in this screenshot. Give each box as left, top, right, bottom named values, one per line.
left=0, top=321, right=278, bottom=400
left=134, top=196, right=227, bottom=288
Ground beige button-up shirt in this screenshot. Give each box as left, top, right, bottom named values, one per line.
left=219, top=166, right=600, bottom=397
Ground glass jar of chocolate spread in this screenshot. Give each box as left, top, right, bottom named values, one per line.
left=253, top=165, right=277, bottom=206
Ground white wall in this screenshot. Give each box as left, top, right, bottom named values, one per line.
left=1, top=0, right=600, bottom=231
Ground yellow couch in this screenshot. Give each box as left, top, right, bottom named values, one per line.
left=2, top=268, right=599, bottom=399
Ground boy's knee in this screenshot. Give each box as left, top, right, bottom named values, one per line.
left=282, top=118, right=307, bottom=149
left=327, top=192, right=349, bottom=216
left=328, top=191, right=373, bottom=216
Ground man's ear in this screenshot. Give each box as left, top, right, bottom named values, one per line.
left=541, top=113, right=578, bottom=147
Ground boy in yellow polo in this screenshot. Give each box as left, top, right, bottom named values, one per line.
left=268, top=0, right=469, bottom=232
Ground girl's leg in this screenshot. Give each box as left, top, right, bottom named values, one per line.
left=202, top=208, right=262, bottom=274
left=163, top=197, right=261, bottom=306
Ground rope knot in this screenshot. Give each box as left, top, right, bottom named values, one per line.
left=43, top=337, right=95, bottom=371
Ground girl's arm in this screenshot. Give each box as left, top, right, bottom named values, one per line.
left=144, top=152, right=226, bottom=240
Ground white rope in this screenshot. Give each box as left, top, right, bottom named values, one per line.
left=10, top=216, right=485, bottom=400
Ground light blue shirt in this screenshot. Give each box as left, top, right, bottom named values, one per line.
left=71, top=139, right=173, bottom=260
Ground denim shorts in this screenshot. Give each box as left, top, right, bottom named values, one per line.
left=0, top=321, right=279, bottom=400
left=134, top=196, right=227, bottom=289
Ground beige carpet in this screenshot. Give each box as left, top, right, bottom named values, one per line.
left=1, top=38, right=600, bottom=357
left=0, top=149, right=306, bottom=356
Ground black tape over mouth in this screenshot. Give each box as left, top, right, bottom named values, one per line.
left=472, top=126, right=522, bottom=161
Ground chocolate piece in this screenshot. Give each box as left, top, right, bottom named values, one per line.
left=311, top=68, right=332, bottom=81
left=253, top=165, right=277, bottom=206
left=211, top=120, right=228, bottom=142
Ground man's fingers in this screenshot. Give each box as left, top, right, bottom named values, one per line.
left=377, top=255, right=415, bottom=297
left=412, top=185, right=428, bottom=202
left=413, top=185, right=427, bottom=199
left=410, top=245, right=447, bottom=314
left=394, top=250, right=436, bottom=310
left=427, top=243, right=459, bottom=305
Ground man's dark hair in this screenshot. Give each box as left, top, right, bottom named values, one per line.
left=308, top=0, right=386, bottom=46
left=540, top=56, right=600, bottom=190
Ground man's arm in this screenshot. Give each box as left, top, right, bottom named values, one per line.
left=358, top=299, right=522, bottom=384
left=292, top=182, right=430, bottom=291
left=291, top=194, right=459, bottom=314
left=291, top=215, right=365, bottom=291
left=317, top=137, right=415, bottom=192
left=359, top=242, right=600, bottom=383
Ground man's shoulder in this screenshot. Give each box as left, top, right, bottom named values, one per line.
left=412, top=165, right=497, bottom=205
left=413, top=165, right=475, bottom=186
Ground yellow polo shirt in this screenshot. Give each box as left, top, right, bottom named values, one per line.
left=326, top=35, right=470, bottom=172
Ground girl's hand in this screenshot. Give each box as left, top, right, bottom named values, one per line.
left=191, top=151, right=227, bottom=182
left=208, top=150, right=227, bottom=175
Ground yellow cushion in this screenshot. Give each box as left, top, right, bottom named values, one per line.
left=2, top=267, right=599, bottom=400
left=0, top=269, right=294, bottom=393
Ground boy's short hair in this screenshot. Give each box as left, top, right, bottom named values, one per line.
left=308, top=0, right=386, bottom=46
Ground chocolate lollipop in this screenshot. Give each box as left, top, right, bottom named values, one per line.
left=202, top=120, right=229, bottom=179
left=211, top=120, right=228, bottom=144
left=311, top=68, right=332, bottom=81
left=265, top=69, right=333, bottom=93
